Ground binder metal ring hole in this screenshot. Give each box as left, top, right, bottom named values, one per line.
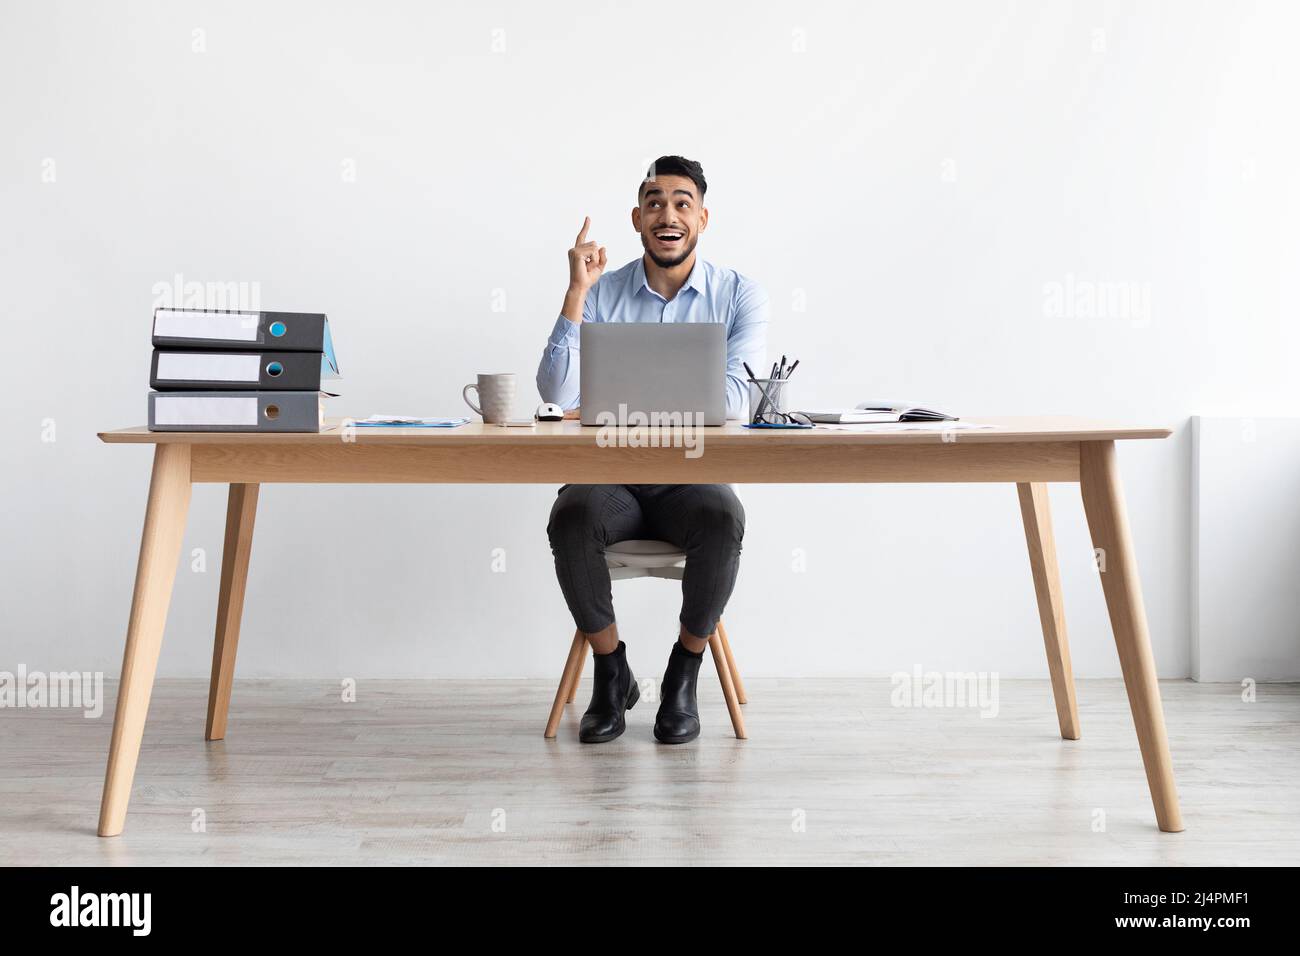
left=266, top=361, right=284, bottom=377
left=269, top=321, right=287, bottom=337
left=264, top=404, right=280, bottom=421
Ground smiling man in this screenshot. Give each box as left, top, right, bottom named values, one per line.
left=536, top=155, right=768, bottom=745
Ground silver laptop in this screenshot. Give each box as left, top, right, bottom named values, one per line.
left=580, top=323, right=727, bottom=426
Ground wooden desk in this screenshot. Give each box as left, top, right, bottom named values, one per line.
left=96, top=417, right=1183, bottom=835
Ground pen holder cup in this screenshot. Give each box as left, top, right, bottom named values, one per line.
left=749, top=379, right=792, bottom=425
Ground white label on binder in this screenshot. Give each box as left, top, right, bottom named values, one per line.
left=156, top=352, right=261, bottom=382
left=154, top=396, right=258, bottom=426
left=154, top=310, right=259, bottom=341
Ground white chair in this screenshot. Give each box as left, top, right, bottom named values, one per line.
left=543, top=539, right=748, bottom=739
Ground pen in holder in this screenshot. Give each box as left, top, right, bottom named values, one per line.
left=749, top=378, right=791, bottom=425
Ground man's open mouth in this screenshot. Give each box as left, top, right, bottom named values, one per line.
left=653, top=230, right=684, bottom=244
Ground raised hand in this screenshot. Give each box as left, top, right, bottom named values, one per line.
left=567, top=217, right=607, bottom=293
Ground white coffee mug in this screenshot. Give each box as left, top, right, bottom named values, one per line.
left=463, top=373, right=517, bottom=424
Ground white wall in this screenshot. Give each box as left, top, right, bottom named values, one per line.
left=1192, top=417, right=1300, bottom=682
left=3, top=1, right=1297, bottom=680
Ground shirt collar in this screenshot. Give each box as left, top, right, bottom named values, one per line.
left=634, top=256, right=707, bottom=301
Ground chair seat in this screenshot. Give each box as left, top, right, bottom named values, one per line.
left=605, top=539, right=687, bottom=569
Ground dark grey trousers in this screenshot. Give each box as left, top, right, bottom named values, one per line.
left=546, top=484, right=745, bottom=639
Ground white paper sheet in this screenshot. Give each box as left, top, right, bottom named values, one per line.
left=156, top=352, right=261, bottom=382
left=815, top=421, right=995, bottom=432
left=154, top=309, right=259, bottom=341
left=153, top=395, right=258, bottom=426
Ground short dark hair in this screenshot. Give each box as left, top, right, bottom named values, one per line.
left=639, top=155, right=706, bottom=201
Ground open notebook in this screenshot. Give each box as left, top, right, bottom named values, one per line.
left=798, top=402, right=958, bottom=424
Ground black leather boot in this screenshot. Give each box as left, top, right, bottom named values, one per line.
left=579, top=641, right=639, bottom=743
left=654, top=641, right=704, bottom=744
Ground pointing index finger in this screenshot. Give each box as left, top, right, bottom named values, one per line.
left=575, top=216, right=590, bottom=245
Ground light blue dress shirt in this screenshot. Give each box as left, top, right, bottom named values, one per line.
left=536, top=257, right=769, bottom=421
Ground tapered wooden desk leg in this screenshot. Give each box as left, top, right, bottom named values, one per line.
left=98, top=444, right=192, bottom=837
left=545, top=630, right=586, bottom=738
left=1016, top=483, right=1081, bottom=740
left=716, top=619, right=746, bottom=705
left=566, top=648, right=586, bottom=703
left=1079, top=441, right=1184, bottom=832
left=709, top=632, right=747, bottom=739
left=205, top=483, right=259, bottom=741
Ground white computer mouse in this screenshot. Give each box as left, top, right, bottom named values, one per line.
left=535, top=402, right=565, bottom=422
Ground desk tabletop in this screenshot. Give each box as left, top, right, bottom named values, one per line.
left=100, top=416, right=1172, bottom=445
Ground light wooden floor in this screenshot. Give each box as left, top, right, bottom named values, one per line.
left=3, top=678, right=1297, bottom=865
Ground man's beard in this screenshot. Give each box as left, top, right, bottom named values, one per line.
left=642, top=232, right=698, bottom=269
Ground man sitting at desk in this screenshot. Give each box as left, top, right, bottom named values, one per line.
left=536, top=155, right=768, bottom=744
